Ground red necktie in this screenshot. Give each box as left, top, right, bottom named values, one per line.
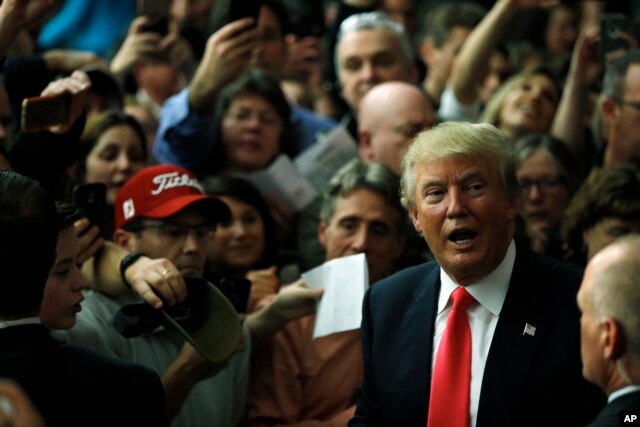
left=427, top=287, right=474, bottom=427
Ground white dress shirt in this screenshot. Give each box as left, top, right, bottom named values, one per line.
left=433, top=240, right=516, bottom=427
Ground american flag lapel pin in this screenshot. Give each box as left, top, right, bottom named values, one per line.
left=523, top=323, right=536, bottom=336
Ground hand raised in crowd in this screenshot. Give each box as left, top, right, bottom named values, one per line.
left=110, top=16, right=167, bottom=79
left=569, top=28, right=601, bottom=88
left=0, top=380, right=44, bottom=427
left=74, top=217, right=104, bottom=265
left=189, top=18, right=261, bottom=114
left=0, top=0, right=60, bottom=57
left=40, top=69, right=91, bottom=134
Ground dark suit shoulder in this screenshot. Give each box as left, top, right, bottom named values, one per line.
left=370, top=262, right=438, bottom=298
left=0, top=328, right=167, bottom=427
left=514, top=246, right=584, bottom=300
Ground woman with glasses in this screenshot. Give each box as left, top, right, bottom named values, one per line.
left=514, top=133, right=584, bottom=258
left=192, top=69, right=299, bottom=178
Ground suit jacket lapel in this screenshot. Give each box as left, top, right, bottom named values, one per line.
left=477, top=249, right=552, bottom=426
left=395, top=266, right=441, bottom=421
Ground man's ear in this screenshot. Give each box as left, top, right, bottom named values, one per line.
left=419, top=39, right=435, bottom=65
left=408, top=206, right=421, bottom=233
left=603, top=317, right=627, bottom=360
left=114, top=229, right=135, bottom=251
left=359, top=130, right=374, bottom=161
left=318, top=219, right=328, bottom=249
left=602, top=96, right=618, bottom=126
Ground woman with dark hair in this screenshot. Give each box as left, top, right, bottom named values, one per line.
left=514, top=133, right=583, bottom=258
left=562, top=164, right=640, bottom=266
left=200, top=69, right=298, bottom=177
left=202, top=175, right=284, bottom=312
left=67, top=109, right=148, bottom=205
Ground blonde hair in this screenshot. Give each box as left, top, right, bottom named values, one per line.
left=479, top=65, right=560, bottom=133
left=400, top=121, right=517, bottom=209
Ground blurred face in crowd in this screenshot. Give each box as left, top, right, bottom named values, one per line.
left=221, top=93, right=282, bottom=173
left=337, top=27, right=416, bottom=112
left=382, top=0, right=416, bottom=35
left=319, top=188, right=404, bottom=284
left=516, top=149, right=570, bottom=232
left=409, top=155, right=517, bottom=285
left=359, top=82, right=436, bottom=175
left=40, top=226, right=87, bottom=330
left=545, top=5, right=577, bottom=54
left=499, top=73, right=559, bottom=138
left=421, top=25, right=472, bottom=94
left=134, top=61, right=185, bottom=105
left=603, top=63, right=640, bottom=167
left=117, top=206, right=213, bottom=277
left=171, top=0, right=213, bottom=32
left=207, top=195, right=266, bottom=276
left=479, top=50, right=510, bottom=104
left=249, top=5, right=287, bottom=80
left=84, top=124, right=146, bottom=205
left=583, top=218, right=640, bottom=261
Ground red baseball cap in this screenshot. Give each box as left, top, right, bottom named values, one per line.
left=115, top=164, right=230, bottom=229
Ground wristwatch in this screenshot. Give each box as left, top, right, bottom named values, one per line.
left=119, top=252, right=144, bottom=288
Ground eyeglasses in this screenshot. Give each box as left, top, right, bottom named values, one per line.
left=518, top=176, right=567, bottom=193
left=611, top=96, right=640, bottom=111
left=130, top=221, right=215, bottom=243
left=224, top=109, right=281, bottom=127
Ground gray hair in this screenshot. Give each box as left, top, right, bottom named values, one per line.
left=400, top=121, right=518, bottom=209
left=320, top=158, right=408, bottom=237
left=335, top=11, right=415, bottom=80
left=590, top=234, right=640, bottom=358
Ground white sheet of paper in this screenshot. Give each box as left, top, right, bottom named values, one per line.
left=301, top=253, right=369, bottom=339
left=237, top=154, right=318, bottom=212
left=294, top=126, right=359, bottom=190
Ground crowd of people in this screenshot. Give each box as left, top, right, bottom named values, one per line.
left=1, top=0, right=640, bottom=426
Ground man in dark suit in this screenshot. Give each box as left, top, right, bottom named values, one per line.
left=578, top=234, right=640, bottom=427
left=350, top=121, right=605, bottom=427
left=0, top=170, right=167, bottom=427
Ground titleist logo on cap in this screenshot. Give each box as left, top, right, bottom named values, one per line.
left=151, top=172, right=203, bottom=195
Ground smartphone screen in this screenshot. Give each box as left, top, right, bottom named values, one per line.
left=72, top=183, right=107, bottom=232
left=137, top=0, right=169, bottom=35
left=600, top=13, right=631, bottom=64
left=211, top=0, right=261, bottom=33
left=21, top=93, right=71, bottom=133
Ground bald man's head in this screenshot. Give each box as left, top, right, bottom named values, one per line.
left=358, top=82, right=436, bottom=175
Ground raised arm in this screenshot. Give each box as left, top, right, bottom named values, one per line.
left=451, top=0, right=557, bottom=105
left=550, top=28, right=600, bottom=157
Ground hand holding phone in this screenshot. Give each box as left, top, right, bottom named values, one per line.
left=600, top=13, right=632, bottom=64
left=72, top=183, right=107, bottom=232
left=211, top=0, right=261, bottom=34
left=137, top=0, right=169, bottom=36
left=21, top=93, right=71, bottom=133
left=21, top=70, right=91, bottom=133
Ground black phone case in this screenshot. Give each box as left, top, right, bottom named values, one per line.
left=72, top=183, right=107, bottom=231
